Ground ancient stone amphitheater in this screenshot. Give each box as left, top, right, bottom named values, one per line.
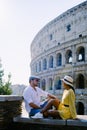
left=30, top=1, right=87, bottom=115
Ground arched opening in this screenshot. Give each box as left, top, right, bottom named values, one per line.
left=76, top=74, right=85, bottom=89
left=35, top=63, right=38, bottom=72
left=49, top=78, right=53, bottom=90
left=49, top=56, right=53, bottom=68
left=54, top=77, right=61, bottom=90
left=43, top=58, right=47, bottom=70
left=76, top=102, right=84, bottom=115
left=76, top=46, right=85, bottom=62
left=65, top=50, right=72, bottom=64
left=41, top=79, right=46, bottom=90
left=39, top=61, right=41, bottom=72
left=56, top=53, right=62, bottom=66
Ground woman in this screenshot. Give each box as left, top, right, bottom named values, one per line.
left=31, top=75, right=77, bottom=119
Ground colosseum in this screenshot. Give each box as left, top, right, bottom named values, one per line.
left=30, top=1, right=87, bottom=115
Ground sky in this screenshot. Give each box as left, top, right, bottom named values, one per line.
left=0, top=0, right=86, bottom=85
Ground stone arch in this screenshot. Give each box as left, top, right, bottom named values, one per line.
left=56, top=53, right=62, bottom=66
left=76, top=46, right=85, bottom=62
left=65, top=50, right=72, bottom=64
left=76, top=74, right=85, bottom=89
left=76, top=102, right=84, bottom=115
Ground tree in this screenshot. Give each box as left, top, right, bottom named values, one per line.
left=0, top=59, right=12, bottom=95
left=0, top=60, right=4, bottom=86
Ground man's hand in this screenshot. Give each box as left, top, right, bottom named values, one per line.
left=47, top=94, right=57, bottom=100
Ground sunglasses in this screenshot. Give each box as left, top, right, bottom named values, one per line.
left=32, top=79, right=39, bottom=82
left=35, top=79, right=39, bottom=82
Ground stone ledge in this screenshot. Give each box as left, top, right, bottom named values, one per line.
left=13, top=115, right=87, bottom=127
left=0, top=95, right=23, bottom=101
left=67, top=115, right=87, bottom=127
left=13, top=116, right=66, bottom=126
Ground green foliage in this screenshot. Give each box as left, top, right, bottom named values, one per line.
left=0, top=59, right=12, bottom=95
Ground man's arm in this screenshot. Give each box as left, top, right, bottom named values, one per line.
left=47, top=93, right=57, bottom=99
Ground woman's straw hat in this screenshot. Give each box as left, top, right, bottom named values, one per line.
left=61, top=75, right=73, bottom=87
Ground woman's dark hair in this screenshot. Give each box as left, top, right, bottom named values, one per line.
left=68, top=85, right=75, bottom=93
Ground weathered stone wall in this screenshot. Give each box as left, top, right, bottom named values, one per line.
left=0, top=95, right=23, bottom=129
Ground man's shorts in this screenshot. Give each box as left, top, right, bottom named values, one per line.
left=29, top=101, right=48, bottom=117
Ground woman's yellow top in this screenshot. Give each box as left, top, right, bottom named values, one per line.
left=58, top=89, right=77, bottom=119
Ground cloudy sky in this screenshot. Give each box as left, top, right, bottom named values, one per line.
left=0, top=0, right=85, bottom=85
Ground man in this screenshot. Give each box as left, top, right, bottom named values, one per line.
left=23, top=75, right=56, bottom=118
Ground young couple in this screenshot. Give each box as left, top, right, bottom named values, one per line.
left=23, top=75, right=77, bottom=119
